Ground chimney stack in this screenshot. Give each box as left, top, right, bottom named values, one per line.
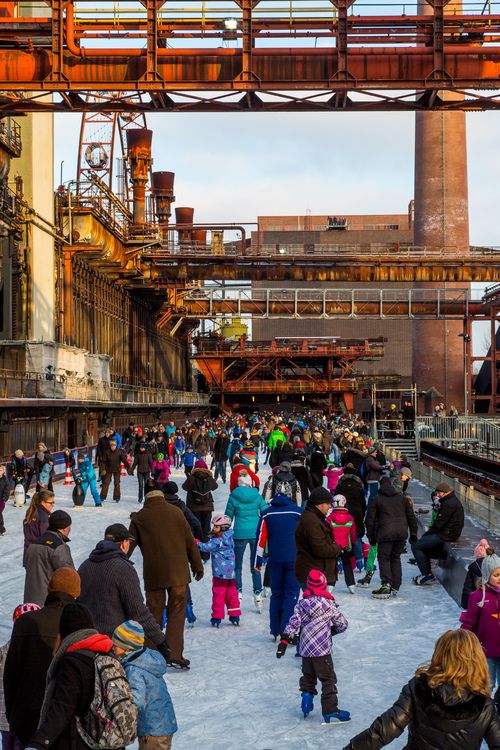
left=126, top=128, right=153, bottom=225
left=175, top=206, right=194, bottom=248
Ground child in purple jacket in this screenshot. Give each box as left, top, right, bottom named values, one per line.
left=461, top=548, right=500, bottom=697
left=276, top=569, right=351, bottom=724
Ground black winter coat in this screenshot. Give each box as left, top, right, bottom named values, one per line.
left=365, top=482, right=418, bottom=544
left=131, top=450, right=153, bottom=474
left=344, top=675, right=500, bottom=750
left=341, top=447, right=366, bottom=473
left=295, top=504, right=341, bottom=585
left=461, top=558, right=484, bottom=609
left=0, top=474, right=8, bottom=508
left=183, top=468, right=218, bottom=513
left=4, top=591, right=76, bottom=745
left=429, top=491, right=465, bottom=542
left=213, top=435, right=230, bottom=462
left=290, top=461, right=314, bottom=503
left=336, top=473, right=366, bottom=537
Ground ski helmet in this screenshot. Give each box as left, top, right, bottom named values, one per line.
left=211, top=514, right=232, bottom=530
left=332, top=494, right=347, bottom=508
left=13, top=602, right=41, bottom=621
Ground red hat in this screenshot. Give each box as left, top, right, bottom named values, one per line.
left=306, top=569, right=328, bottom=595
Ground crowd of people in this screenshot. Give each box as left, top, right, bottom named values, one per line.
left=0, top=408, right=499, bottom=748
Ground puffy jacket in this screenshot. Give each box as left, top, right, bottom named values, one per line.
left=255, top=494, right=302, bottom=568
left=23, top=530, right=74, bottom=606
left=429, top=491, right=465, bottom=542
left=229, top=464, right=260, bottom=491
left=268, top=429, right=286, bottom=451
left=183, top=468, right=218, bottom=512
left=73, top=456, right=97, bottom=483
left=153, top=458, right=170, bottom=483
left=103, top=447, right=129, bottom=473
left=364, top=454, right=384, bottom=483
left=336, top=473, right=366, bottom=537
left=123, top=648, right=177, bottom=737
left=323, top=467, right=344, bottom=493
left=341, top=447, right=366, bottom=473
left=328, top=508, right=357, bottom=550
left=213, top=435, right=230, bottom=461
left=461, top=558, right=484, bottom=610
left=344, top=675, right=500, bottom=750
left=283, top=594, right=348, bottom=657
left=365, top=481, right=418, bottom=544
left=23, top=505, right=51, bottom=566
left=225, top=486, right=267, bottom=540
left=460, top=584, right=500, bottom=658
left=295, top=504, right=342, bottom=585
left=290, top=460, right=314, bottom=503
left=131, top=450, right=153, bottom=474
left=198, top=529, right=236, bottom=579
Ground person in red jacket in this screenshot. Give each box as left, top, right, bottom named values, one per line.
left=229, top=457, right=260, bottom=492
left=327, top=494, right=357, bottom=594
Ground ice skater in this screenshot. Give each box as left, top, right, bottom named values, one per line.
left=196, top=514, right=241, bottom=627
left=276, top=569, right=351, bottom=725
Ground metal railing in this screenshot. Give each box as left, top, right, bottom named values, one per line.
left=0, top=118, right=21, bottom=158
left=252, top=243, right=500, bottom=257
left=0, top=369, right=209, bottom=407
left=415, top=416, right=500, bottom=459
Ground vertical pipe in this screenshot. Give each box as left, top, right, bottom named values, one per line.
left=126, top=129, right=153, bottom=226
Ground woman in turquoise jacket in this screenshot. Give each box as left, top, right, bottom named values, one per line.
left=225, top=471, right=267, bottom=610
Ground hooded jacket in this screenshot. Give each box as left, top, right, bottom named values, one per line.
left=23, top=504, right=52, bottom=566
left=344, top=674, right=500, bottom=750
left=229, top=463, right=260, bottom=491
left=295, top=505, right=342, bottom=585
left=198, top=529, right=236, bottom=579
left=23, top=529, right=74, bottom=606
left=283, top=595, right=348, bottom=657
left=365, top=480, right=418, bottom=544
left=268, top=429, right=286, bottom=451
left=225, top=485, right=267, bottom=540
left=328, top=507, right=357, bottom=550
left=72, top=456, right=97, bottom=483
left=460, top=584, right=500, bottom=659
left=428, top=491, right=465, bottom=542
left=123, top=648, right=177, bottom=737
left=336, top=472, right=366, bottom=537
left=263, top=469, right=302, bottom=505
left=255, top=494, right=302, bottom=568
left=182, top=467, right=218, bottom=512
left=129, top=491, right=204, bottom=589
left=78, top=540, right=165, bottom=645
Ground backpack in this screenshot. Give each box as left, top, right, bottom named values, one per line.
left=75, top=653, right=137, bottom=750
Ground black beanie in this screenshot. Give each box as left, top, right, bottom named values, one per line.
left=163, top=481, right=179, bottom=496
left=48, top=510, right=72, bottom=531
left=59, top=603, right=95, bottom=639
left=308, top=487, right=332, bottom=505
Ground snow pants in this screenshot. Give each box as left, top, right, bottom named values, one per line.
left=81, top=478, right=102, bottom=505
left=300, top=654, right=338, bottom=714
left=377, top=539, right=406, bottom=590
left=268, top=560, right=300, bottom=636
left=212, top=576, right=241, bottom=620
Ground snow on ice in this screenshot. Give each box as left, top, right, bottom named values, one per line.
left=0, top=465, right=461, bottom=749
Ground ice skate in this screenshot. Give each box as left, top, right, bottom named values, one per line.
left=301, top=691, right=314, bottom=718
left=357, top=570, right=374, bottom=587
left=211, top=617, right=221, bottom=628
left=413, top=573, right=436, bottom=585
left=322, top=709, right=351, bottom=725
left=372, top=583, right=392, bottom=599
left=186, top=603, right=197, bottom=625
left=254, top=591, right=263, bottom=614
left=229, top=615, right=240, bottom=626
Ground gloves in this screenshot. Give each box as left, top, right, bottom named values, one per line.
left=156, top=639, right=171, bottom=663
left=276, top=639, right=289, bottom=658
left=194, top=570, right=204, bottom=581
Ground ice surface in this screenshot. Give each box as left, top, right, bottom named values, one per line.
left=0, top=466, right=461, bottom=749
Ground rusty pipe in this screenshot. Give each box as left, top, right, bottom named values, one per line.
left=152, top=170, right=175, bottom=229
left=175, top=206, right=194, bottom=245
left=126, top=128, right=153, bottom=225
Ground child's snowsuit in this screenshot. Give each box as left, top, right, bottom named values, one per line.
left=328, top=507, right=357, bottom=587
left=198, top=529, right=241, bottom=621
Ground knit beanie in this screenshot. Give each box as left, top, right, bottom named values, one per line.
left=474, top=538, right=490, bottom=560
left=48, top=510, right=72, bottom=531
left=194, top=459, right=207, bottom=469
left=156, top=453, right=164, bottom=462
left=163, top=481, right=179, bottom=496
left=112, top=620, right=145, bottom=652
left=308, top=487, right=332, bottom=505
left=59, top=603, right=94, bottom=639
left=306, top=569, right=328, bottom=594
left=479, top=549, right=500, bottom=607
left=48, top=567, right=81, bottom=599
left=238, top=473, right=253, bottom=487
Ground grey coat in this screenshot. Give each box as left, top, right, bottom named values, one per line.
left=23, top=531, right=74, bottom=606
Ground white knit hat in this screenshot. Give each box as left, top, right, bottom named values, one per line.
left=479, top=549, right=500, bottom=607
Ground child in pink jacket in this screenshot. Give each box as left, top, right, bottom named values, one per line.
left=323, top=462, right=344, bottom=493
left=327, top=494, right=357, bottom=594
left=153, top=453, right=170, bottom=484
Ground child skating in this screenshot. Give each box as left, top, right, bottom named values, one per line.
left=276, top=569, right=350, bottom=725
left=197, top=513, right=242, bottom=627
left=327, top=494, right=357, bottom=594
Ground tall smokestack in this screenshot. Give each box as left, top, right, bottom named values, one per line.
left=412, top=0, right=469, bottom=412
left=152, top=171, right=175, bottom=228
left=175, top=206, right=194, bottom=247
left=126, top=128, right=153, bottom=225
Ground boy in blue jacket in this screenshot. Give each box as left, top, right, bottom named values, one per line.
left=197, top=514, right=241, bottom=627
left=181, top=446, right=198, bottom=477
left=112, top=620, right=177, bottom=749
left=72, top=453, right=102, bottom=506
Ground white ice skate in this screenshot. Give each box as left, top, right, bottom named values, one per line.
left=347, top=585, right=355, bottom=595
left=254, top=592, right=263, bottom=614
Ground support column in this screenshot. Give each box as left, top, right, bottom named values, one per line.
left=413, top=0, right=469, bottom=412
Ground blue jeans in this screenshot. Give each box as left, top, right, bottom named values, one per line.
left=268, top=560, right=300, bottom=636
left=411, top=533, right=446, bottom=576
left=214, top=460, right=227, bottom=482
left=366, top=481, right=379, bottom=506
left=487, top=657, right=500, bottom=689
left=81, top=478, right=102, bottom=506
left=137, top=472, right=150, bottom=502
left=234, top=537, right=262, bottom=593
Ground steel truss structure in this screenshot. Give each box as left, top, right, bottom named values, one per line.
left=2, top=1, right=500, bottom=112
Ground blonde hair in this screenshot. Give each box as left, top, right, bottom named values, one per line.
left=416, top=630, right=490, bottom=698
left=24, top=490, right=54, bottom=525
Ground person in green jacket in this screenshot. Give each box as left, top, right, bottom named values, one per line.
left=268, top=427, right=286, bottom=452
left=225, top=471, right=267, bottom=613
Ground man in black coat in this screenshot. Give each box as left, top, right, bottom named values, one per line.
left=365, top=477, right=418, bottom=598
left=4, top=568, right=82, bottom=747
left=212, top=430, right=230, bottom=483
left=295, top=487, right=342, bottom=586
left=336, top=466, right=367, bottom=564
left=26, top=603, right=121, bottom=750
left=411, top=482, right=465, bottom=586
left=100, top=441, right=129, bottom=503
left=78, top=523, right=169, bottom=659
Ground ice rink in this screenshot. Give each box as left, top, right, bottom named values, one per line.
left=0, top=463, right=462, bottom=750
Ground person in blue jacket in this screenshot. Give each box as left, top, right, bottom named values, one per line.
left=255, top=481, right=303, bottom=638
left=181, top=446, right=199, bottom=477
left=225, top=471, right=267, bottom=612
left=110, top=429, right=122, bottom=449
left=173, top=433, right=186, bottom=469
left=112, top=620, right=177, bottom=747
left=72, top=453, right=102, bottom=506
